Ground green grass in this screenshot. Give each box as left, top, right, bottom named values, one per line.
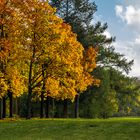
left=1, top=117, right=140, bottom=140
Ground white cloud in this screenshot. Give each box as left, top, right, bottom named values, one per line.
left=115, top=5, right=123, bottom=19
left=131, top=61, right=140, bottom=76
left=114, top=40, right=140, bottom=76
left=115, top=4, right=140, bottom=76
left=115, top=5, right=140, bottom=29
left=124, top=0, right=140, bottom=8
left=125, top=6, right=140, bottom=25
left=135, top=36, right=140, bottom=45
left=103, top=31, right=111, bottom=38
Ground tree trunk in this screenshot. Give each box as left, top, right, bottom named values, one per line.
left=27, top=60, right=33, bottom=119
left=0, top=99, right=2, bottom=119
left=74, top=94, right=79, bottom=118
left=9, top=91, right=13, bottom=118
left=27, top=31, right=36, bottom=119
left=2, top=96, right=6, bottom=118
left=15, top=98, right=19, bottom=116
left=15, top=97, right=20, bottom=116
left=27, top=48, right=35, bottom=119
left=63, top=99, right=68, bottom=118
left=45, top=96, right=50, bottom=118
left=40, top=92, right=44, bottom=118
left=40, top=64, right=45, bottom=118
left=52, top=98, right=55, bottom=118
left=27, top=83, right=32, bottom=119
left=1, top=16, right=5, bottom=119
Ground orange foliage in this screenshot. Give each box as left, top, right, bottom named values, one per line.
left=0, top=0, right=26, bottom=98
left=0, top=0, right=99, bottom=101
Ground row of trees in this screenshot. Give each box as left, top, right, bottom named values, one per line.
left=1, top=0, right=140, bottom=119
left=0, top=0, right=100, bottom=119
left=50, top=0, right=140, bottom=118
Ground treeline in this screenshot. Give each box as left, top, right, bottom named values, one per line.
left=0, top=0, right=99, bottom=119
left=0, top=0, right=140, bottom=119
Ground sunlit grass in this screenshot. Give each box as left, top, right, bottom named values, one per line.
left=0, top=117, right=140, bottom=140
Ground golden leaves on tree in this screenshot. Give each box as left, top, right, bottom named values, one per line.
left=0, top=0, right=99, bottom=101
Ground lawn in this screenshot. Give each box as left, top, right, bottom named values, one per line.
left=0, top=117, right=140, bottom=140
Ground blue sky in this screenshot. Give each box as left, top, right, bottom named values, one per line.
left=92, top=0, right=140, bottom=77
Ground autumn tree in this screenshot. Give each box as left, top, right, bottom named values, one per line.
left=12, top=0, right=63, bottom=119
left=32, top=22, right=100, bottom=118
left=0, top=0, right=26, bottom=118
left=0, top=0, right=99, bottom=119
left=52, top=0, right=136, bottom=118
left=10, top=0, right=97, bottom=119
left=50, top=0, right=99, bottom=117
left=0, top=73, right=7, bottom=118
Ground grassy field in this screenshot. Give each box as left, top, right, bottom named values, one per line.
left=0, top=118, right=140, bottom=140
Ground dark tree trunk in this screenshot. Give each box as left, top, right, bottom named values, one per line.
left=52, top=98, right=55, bottom=118
left=2, top=96, right=6, bottom=118
left=0, top=14, right=6, bottom=119
left=40, top=92, right=44, bottom=118
left=27, top=51, right=35, bottom=119
left=45, top=96, right=50, bottom=118
left=26, top=59, right=33, bottom=119
left=14, top=97, right=20, bottom=116
left=9, top=91, right=13, bottom=118
left=27, top=81, right=32, bottom=119
left=63, top=99, right=68, bottom=118
left=17, top=98, right=20, bottom=116
left=0, top=99, right=2, bottom=119
left=74, top=94, right=79, bottom=118
left=40, top=64, right=45, bottom=118
left=15, top=98, right=19, bottom=116
left=27, top=32, right=36, bottom=119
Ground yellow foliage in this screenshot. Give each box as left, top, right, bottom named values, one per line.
left=0, top=0, right=99, bottom=101
left=6, top=67, right=26, bottom=98
left=0, top=73, right=8, bottom=99
left=0, top=0, right=27, bottom=98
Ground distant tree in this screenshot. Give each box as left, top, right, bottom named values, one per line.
left=80, top=68, right=118, bottom=118
left=74, top=47, right=100, bottom=118
left=112, top=75, right=140, bottom=116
